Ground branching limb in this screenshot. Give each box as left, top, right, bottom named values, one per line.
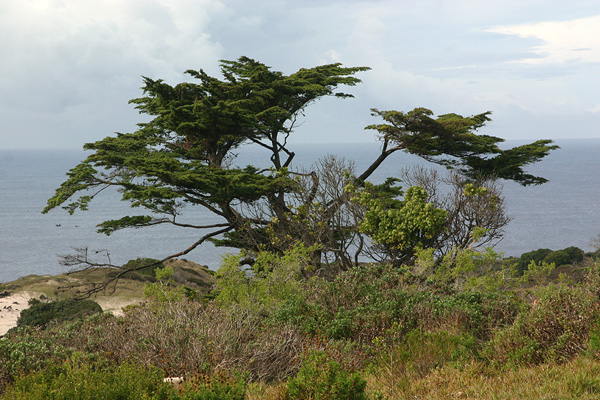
left=58, top=226, right=234, bottom=298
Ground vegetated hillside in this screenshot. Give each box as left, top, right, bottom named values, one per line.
left=2, top=245, right=600, bottom=399
left=0, top=258, right=215, bottom=313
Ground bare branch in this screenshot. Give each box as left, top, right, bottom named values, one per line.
left=356, top=143, right=400, bottom=183
left=58, top=226, right=234, bottom=298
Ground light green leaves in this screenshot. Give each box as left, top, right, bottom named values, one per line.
left=354, top=183, right=447, bottom=260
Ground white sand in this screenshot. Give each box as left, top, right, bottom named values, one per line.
left=0, top=292, right=141, bottom=335
left=0, top=292, right=36, bottom=336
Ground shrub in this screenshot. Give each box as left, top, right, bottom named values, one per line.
left=515, top=247, right=585, bottom=275
left=286, top=350, right=368, bottom=400
left=67, top=299, right=304, bottom=382
left=16, top=298, right=102, bottom=329
left=0, top=331, right=70, bottom=393
left=0, top=312, right=117, bottom=394
left=177, top=371, right=247, bottom=400
left=485, top=284, right=600, bottom=366
left=273, top=264, right=520, bottom=343
left=213, top=246, right=308, bottom=313
left=562, top=246, right=585, bottom=264
left=2, top=356, right=175, bottom=400
left=515, top=249, right=552, bottom=275
left=1, top=296, right=301, bottom=389
left=544, top=250, right=572, bottom=267
left=518, top=260, right=555, bottom=286
left=122, top=257, right=164, bottom=278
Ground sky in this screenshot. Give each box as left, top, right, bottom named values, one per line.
left=1, top=0, right=600, bottom=149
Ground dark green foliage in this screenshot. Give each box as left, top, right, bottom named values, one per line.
left=286, top=350, right=368, bottom=400
left=544, top=250, right=572, bottom=267
left=122, top=257, right=164, bottom=278
left=366, top=108, right=558, bottom=186
left=563, top=246, right=585, bottom=264
left=3, top=357, right=175, bottom=400
left=515, top=248, right=552, bottom=275
left=515, top=247, right=585, bottom=275
left=16, top=299, right=102, bottom=329
left=43, top=57, right=369, bottom=260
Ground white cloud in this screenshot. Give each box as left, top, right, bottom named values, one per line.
left=488, top=15, right=600, bottom=64
left=1, top=0, right=600, bottom=149
left=0, top=0, right=227, bottom=148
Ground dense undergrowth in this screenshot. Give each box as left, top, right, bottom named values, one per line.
left=2, top=247, right=600, bottom=399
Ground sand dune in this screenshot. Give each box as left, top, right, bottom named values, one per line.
left=0, top=292, right=36, bottom=336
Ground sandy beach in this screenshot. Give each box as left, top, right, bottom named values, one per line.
left=0, top=290, right=142, bottom=336
left=0, top=292, right=36, bottom=336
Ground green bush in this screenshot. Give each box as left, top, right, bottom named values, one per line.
left=543, top=250, right=571, bottom=267
left=515, top=248, right=552, bottom=275
left=286, top=350, right=367, bottom=400
left=122, top=258, right=165, bottom=278
left=562, top=246, right=585, bottom=264
left=515, top=247, right=585, bottom=275
left=272, top=264, right=520, bottom=342
left=213, top=246, right=307, bottom=312
left=2, top=357, right=175, bottom=400
left=16, top=299, right=102, bottom=329
left=0, top=331, right=70, bottom=393
left=485, top=284, right=600, bottom=366
left=177, top=371, right=247, bottom=400
left=0, top=312, right=118, bottom=394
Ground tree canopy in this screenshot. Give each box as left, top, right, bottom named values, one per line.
left=365, top=108, right=558, bottom=186
left=43, top=57, right=558, bottom=293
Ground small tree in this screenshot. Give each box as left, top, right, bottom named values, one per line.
left=351, top=181, right=448, bottom=265
left=400, top=166, right=512, bottom=255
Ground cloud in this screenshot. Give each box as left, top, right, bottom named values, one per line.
left=1, top=0, right=600, bottom=149
left=488, top=15, right=600, bottom=64
left=0, top=0, right=226, bottom=148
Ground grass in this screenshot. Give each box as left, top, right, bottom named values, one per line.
left=2, top=253, right=600, bottom=399
left=396, top=356, right=600, bottom=400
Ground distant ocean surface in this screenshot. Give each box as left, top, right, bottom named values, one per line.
left=1, top=139, right=599, bottom=283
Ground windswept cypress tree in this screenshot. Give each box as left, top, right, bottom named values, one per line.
left=44, top=57, right=557, bottom=294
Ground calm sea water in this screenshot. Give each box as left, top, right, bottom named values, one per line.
left=1, top=139, right=599, bottom=283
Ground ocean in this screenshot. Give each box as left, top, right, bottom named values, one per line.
left=1, top=139, right=599, bottom=283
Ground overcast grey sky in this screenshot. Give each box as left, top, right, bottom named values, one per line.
left=1, top=0, right=600, bottom=149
